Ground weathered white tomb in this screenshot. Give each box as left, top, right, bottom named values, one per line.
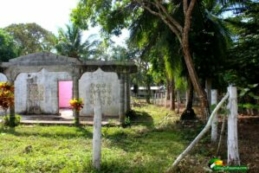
left=0, top=52, right=137, bottom=121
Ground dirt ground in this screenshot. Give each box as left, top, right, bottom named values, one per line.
left=237, top=115, right=259, bottom=173
left=161, top=101, right=259, bottom=172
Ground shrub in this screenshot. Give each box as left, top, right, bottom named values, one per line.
left=2, top=114, right=21, bottom=127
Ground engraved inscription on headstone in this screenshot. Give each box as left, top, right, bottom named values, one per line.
left=38, top=85, right=44, bottom=100
left=28, top=84, right=44, bottom=101
left=26, top=75, right=45, bottom=114
left=89, top=83, right=112, bottom=106
left=79, top=68, right=120, bottom=116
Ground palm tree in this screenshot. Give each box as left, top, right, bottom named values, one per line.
left=176, top=0, right=234, bottom=120
left=71, top=0, right=245, bottom=116
left=55, top=24, right=100, bottom=60
left=192, top=0, right=233, bottom=97
left=127, top=10, right=182, bottom=105
left=127, top=1, right=233, bottom=114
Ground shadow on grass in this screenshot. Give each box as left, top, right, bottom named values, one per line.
left=126, top=110, right=154, bottom=128
left=0, top=125, right=93, bottom=139
left=104, top=117, right=206, bottom=155
left=99, top=123, right=188, bottom=172
left=99, top=118, right=211, bottom=172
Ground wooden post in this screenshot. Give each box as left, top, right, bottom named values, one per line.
left=93, top=91, right=102, bottom=170
left=227, top=85, right=240, bottom=165
left=211, top=89, right=218, bottom=142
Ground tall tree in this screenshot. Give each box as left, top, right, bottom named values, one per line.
left=4, top=23, right=56, bottom=55
left=225, top=0, right=259, bottom=86
left=56, top=24, right=100, bottom=60
left=127, top=12, right=176, bottom=105
left=225, top=0, right=259, bottom=114
left=71, top=0, right=211, bottom=117
left=71, top=0, right=245, bottom=117
left=0, top=29, right=19, bottom=62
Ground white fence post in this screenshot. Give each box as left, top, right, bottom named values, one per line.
left=93, top=91, right=102, bottom=170
left=211, top=89, right=218, bottom=142
left=168, top=92, right=229, bottom=171
left=227, top=85, right=240, bottom=165
left=154, top=93, right=157, bottom=105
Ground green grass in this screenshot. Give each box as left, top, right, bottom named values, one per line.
left=0, top=104, right=207, bottom=173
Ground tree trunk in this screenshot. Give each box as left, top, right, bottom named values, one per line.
left=166, top=80, right=170, bottom=100
left=182, top=0, right=210, bottom=119
left=140, top=0, right=209, bottom=117
left=186, top=79, right=194, bottom=111
left=146, top=82, right=151, bottom=104
left=182, top=34, right=209, bottom=119
left=169, top=79, right=175, bottom=110
left=72, top=77, right=80, bottom=126
left=9, top=105, right=16, bottom=127
left=9, top=81, right=15, bottom=127
left=176, top=90, right=181, bottom=114
left=227, top=86, right=240, bottom=165
left=180, top=78, right=196, bottom=120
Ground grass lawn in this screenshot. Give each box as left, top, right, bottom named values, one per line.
left=0, top=104, right=210, bottom=173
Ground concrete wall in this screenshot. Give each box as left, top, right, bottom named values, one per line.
left=13, top=68, right=121, bottom=116
left=79, top=68, right=120, bottom=116
left=15, top=69, right=72, bottom=115
left=0, top=73, right=7, bottom=82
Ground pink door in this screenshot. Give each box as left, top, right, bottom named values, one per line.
left=59, top=81, right=72, bottom=108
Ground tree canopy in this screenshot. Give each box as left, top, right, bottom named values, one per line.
left=56, top=24, right=100, bottom=60
left=4, top=23, right=56, bottom=56
left=70, top=0, right=257, bottom=115
left=0, top=29, right=19, bottom=62
left=225, top=0, right=259, bottom=86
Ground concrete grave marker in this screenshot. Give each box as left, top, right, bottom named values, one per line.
left=79, top=68, right=120, bottom=116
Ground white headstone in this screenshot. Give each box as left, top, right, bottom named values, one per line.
left=79, top=68, right=120, bottom=116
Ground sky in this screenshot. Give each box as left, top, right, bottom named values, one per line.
left=0, top=0, right=128, bottom=44
left=0, top=0, right=80, bottom=34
